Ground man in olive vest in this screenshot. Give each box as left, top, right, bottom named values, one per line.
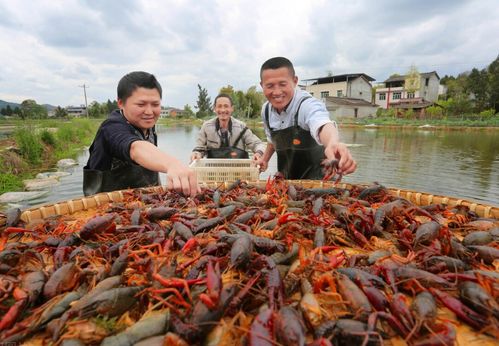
left=256, top=57, right=357, bottom=179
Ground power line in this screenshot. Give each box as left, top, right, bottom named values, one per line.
left=78, top=84, right=89, bottom=118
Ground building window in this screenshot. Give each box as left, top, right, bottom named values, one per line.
left=407, top=92, right=415, bottom=99
left=425, top=78, right=429, bottom=86
left=336, top=90, right=343, bottom=97
left=321, top=91, right=329, bottom=98
left=393, top=92, right=401, bottom=100
left=379, top=93, right=386, bottom=100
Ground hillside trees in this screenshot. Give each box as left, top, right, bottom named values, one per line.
left=440, top=54, right=499, bottom=113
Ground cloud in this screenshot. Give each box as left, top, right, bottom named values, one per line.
left=0, top=0, right=498, bottom=107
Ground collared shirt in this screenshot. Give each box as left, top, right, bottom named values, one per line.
left=261, top=88, right=336, bottom=145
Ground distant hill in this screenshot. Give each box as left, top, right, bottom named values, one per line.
left=42, top=104, right=57, bottom=112
left=0, top=99, right=20, bottom=109
left=0, top=99, right=57, bottom=111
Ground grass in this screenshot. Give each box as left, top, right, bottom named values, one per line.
left=348, top=115, right=499, bottom=127
left=0, top=172, right=24, bottom=193
left=14, top=126, right=44, bottom=165
left=0, top=118, right=100, bottom=194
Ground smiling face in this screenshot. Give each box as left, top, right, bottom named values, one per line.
left=214, top=96, right=233, bottom=124
left=118, top=87, right=161, bottom=131
left=260, top=66, right=298, bottom=113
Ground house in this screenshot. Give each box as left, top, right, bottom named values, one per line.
left=375, top=71, right=441, bottom=114
left=324, top=96, right=379, bottom=119
left=66, top=105, right=87, bottom=117
left=160, top=107, right=185, bottom=118
left=302, top=73, right=375, bottom=103
left=302, top=73, right=378, bottom=118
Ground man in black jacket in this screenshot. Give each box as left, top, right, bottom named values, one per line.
left=83, top=71, right=198, bottom=197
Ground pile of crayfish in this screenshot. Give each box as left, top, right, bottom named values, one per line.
left=0, top=177, right=498, bottom=346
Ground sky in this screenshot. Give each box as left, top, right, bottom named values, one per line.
left=1, top=0, right=498, bottom=108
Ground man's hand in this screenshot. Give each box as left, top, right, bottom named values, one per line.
left=166, top=162, right=199, bottom=197
left=255, top=157, right=268, bottom=172
left=324, top=142, right=356, bottom=175
left=190, top=152, right=202, bottom=163
left=252, top=152, right=261, bottom=164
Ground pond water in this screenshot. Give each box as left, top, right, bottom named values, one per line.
left=3, top=124, right=499, bottom=210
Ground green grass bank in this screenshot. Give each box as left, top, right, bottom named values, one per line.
left=0, top=119, right=101, bottom=194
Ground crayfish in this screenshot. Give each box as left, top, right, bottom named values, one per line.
left=321, top=158, right=342, bottom=183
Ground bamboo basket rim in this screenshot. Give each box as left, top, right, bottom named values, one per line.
left=3, top=180, right=497, bottom=224
left=1, top=181, right=498, bottom=345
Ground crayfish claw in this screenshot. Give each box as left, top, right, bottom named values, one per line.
left=321, top=158, right=342, bottom=183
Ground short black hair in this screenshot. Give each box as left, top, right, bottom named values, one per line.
left=214, top=93, right=233, bottom=107
left=117, top=71, right=162, bottom=103
left=260, top=57, right=295, bottom=79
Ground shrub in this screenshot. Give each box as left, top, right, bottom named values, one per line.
left=57, top=124, right=79, bottom=144
left=403, top=109, right=414, bottom=119
left=426, top=106, right=443, bottom=119
left=14, top=127, right=43, bottom=164
left=479, top=109, right=496, bottom=119
left=40, top=129, right=57, bottom=146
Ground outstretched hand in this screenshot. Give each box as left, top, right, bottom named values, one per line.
left=166, top=163, right=200, bottom=197
left=324, top=142, right=356, bottom=175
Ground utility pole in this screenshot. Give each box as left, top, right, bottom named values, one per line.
left=79, top=84, right=89, bottom=118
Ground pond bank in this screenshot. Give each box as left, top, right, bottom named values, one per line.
left=0, top=119, right=100, bottom=195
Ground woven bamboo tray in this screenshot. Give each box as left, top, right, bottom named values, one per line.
left=10, top=180, right=498, bottom=223
left=1, top=180, right=497, bottom=345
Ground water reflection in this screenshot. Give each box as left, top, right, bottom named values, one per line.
left=2, top=125, right=498, bottom=209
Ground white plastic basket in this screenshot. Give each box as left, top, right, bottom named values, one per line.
left=189, top=158, right=260, bottom=182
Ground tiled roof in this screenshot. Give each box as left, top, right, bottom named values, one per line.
left=303, top=73, right=375, bottom=84
left=325, top=96, right=378, bottom=107
left=383, top=71, right=440, bottom=83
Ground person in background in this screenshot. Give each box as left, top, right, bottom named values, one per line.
left=83, top=71, right=198, bottom=197
left=256, top=57, right=357, bottom=179
left=190, top=93, right=266, bottom=163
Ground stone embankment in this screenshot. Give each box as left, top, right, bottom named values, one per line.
left=0, top=158, right=78, bottom=205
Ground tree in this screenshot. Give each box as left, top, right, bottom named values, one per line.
left=442, top=73, right=468, bottom=100
left=0, top=108, right=6, bottom=116
left=183, top=104, right=195, bottom=118
left=219, top=85, right=235, bottom=95
left=405, top=65, right=421, bottom=93
left=245, top=86, right=265, bottom=118
left=106, top=99, right=118, bottom=114
left=5, top=105, right=12, bottom=116
left=54, top=106, right=68, bottom=118
left=487, top=55, right=499, bottom=112
left=88, top=101, right=106, bottom=118
left=20, top=99, right=48, bottom=119
left=466, top=68, right=489, bottom=111
left=195, top=84, right=212, bottom=118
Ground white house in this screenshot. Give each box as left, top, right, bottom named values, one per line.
left=66, top=105, right=86, bottom=117
left=375, top=71, right=441, bottom=111
left=302, top=73, right=378, bottom=118
left=302, top=73, right=375, bottom=103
